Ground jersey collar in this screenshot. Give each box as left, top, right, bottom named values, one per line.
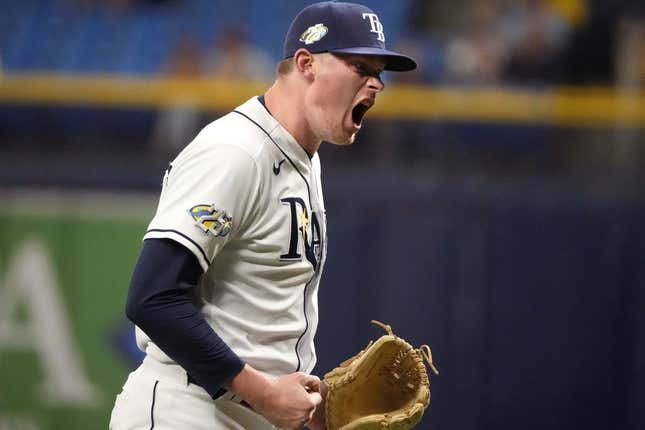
left=235, top=97, right=313, bottom=169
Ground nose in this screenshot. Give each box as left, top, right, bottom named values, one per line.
left=367, top=75, right=385, bottom=92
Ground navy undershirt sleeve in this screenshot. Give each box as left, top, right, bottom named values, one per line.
left=125, top=238, right=245, bottom=398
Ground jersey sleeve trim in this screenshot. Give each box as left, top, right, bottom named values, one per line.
left=144, top=229, right=209, bottom=272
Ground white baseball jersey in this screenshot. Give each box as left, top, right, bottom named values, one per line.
left=139, top=96, right=327, bottom=377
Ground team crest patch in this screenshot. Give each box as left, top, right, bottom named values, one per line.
left=299, top=23, right=328, bottom=45
left=189, top=204, right=232, bottom=237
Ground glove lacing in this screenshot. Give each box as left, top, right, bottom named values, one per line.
left=371, top=319, right=439, bottom=376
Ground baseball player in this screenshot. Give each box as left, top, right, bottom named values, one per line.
left=109, top=2, right=416, bottom=429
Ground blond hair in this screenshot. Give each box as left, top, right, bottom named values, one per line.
left=277, top=58, right=294, bottom=76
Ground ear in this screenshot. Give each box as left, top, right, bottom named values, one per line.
left=293, top=48, right=315, bottom=81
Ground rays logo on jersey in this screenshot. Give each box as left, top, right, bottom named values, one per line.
left=280, top=197, right=322, bottom=269
left=189, top=204, right=232, bottom=237
left=299, top=23, right=328, bottom=45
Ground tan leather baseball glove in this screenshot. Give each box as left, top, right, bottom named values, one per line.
left=323, top=320, right=439, bottom=430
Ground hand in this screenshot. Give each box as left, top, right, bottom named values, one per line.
left=256, top=372, right=323, bottom=430
left=306, top=380, right=327, bottom=430
left=228, top=365, right=322, bottom=430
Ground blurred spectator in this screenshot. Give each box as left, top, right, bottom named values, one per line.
left=149, top=33, right=204, bottom=155
left=202, top=26, right=274, bottom=81
left=500, top=0, right=571, bottom=84
left=166, top=32, right=202, bottom=77
left=612, top=11, right=644, bottom=171
left=406, top=0, right=593, bottom=86
left=558, top=0, right=643, bottom=85
left=443, top=0, right=508, bottom=84
left=615, top=16, right=645, bottom=88
left=406, top=0, right=472, bottom=38
left=546, top=0, right=587, bottom=26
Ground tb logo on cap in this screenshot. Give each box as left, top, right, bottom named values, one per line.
left=362, top=13, right=385, bottom=42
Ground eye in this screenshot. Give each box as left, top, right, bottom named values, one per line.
left=353, top=62, right=369, bottom=75
left=353, top=62, right=380, bottom=79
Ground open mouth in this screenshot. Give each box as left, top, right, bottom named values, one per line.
left=351, top=99, right=374, bottom=126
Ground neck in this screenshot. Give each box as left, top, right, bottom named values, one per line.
left=264, top=79, right=321, bottom=155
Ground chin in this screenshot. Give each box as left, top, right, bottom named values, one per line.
left=329, top=135, right=355, bottom=146
left=336, top=129, right=358, bottom=145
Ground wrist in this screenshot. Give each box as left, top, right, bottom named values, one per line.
left=226, top=364, right=273, bottom=410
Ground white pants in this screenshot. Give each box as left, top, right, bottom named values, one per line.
left=109, top=356, right=277, bottom=430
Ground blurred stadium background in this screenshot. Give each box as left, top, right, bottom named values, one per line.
left=0, top=0, right=643, bottom=429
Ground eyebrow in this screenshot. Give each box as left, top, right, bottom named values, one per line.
left=332, top=53, right=385, bottom=77
left=352, top=58, right=385, bottom=76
